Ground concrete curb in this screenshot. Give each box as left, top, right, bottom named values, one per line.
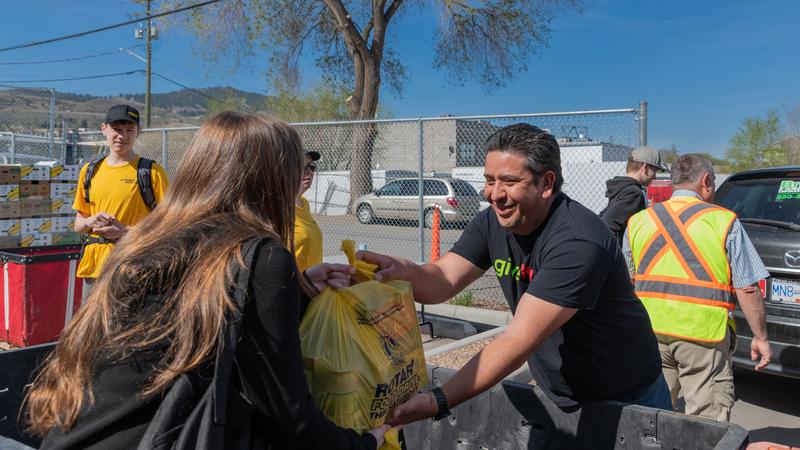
left=425, top=325, right=507, bottom=358
left=416, top=302, right=512, bottom=328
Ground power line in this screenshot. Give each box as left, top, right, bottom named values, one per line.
left=0, top=71, right=143, bottom=83
left=0, top=45, right=143, bottom=66
left=0, top=0, right=223, bottom=53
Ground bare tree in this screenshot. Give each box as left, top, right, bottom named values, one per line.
left=163, top=0, right=581, bottom=202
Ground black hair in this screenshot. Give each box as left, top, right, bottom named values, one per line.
left=484, top=123, right=563, bottom=192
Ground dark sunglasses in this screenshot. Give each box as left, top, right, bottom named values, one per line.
left=304, top=162, right=318, bottom=173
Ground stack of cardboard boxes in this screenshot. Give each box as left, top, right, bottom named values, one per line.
left=0, top=162, right=83, bottom=249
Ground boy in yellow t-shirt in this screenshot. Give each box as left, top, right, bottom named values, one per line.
left=73, top=105, right=169, bottom=297
left=294, top=151, right=323, bottom=272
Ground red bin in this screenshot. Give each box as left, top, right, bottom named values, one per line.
left=1, top=245, right=84, bottom=347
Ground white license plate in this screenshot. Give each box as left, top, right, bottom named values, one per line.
left=770, top=277, right=800, bottom=305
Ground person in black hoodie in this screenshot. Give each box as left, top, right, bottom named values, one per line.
left=599, top=146, right=668, bottom=243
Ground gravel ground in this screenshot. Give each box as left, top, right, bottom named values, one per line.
left=427, top=336, right=496, bottom=369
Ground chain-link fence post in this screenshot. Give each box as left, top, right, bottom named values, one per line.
left=416, top=118, right=435, bottom=337
left=161, top=129, right=168, bottom=169
left=417, top=119, right=425, bottom=263
left=10, top=133, right=16, bottom=163
left=49, top=89, right=56, bottom=159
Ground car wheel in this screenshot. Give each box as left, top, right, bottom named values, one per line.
left=357, top=204, right=374, bottom=224
left=424, top=209, right=441, bottom=229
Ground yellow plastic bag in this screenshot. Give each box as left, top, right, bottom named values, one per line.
left=300, top=240, right=427, bottom=447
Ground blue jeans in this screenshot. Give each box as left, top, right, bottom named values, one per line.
left=618, top=373, right=673, bottom=410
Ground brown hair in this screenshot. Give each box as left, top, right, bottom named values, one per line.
left=626, top=156, right=645, bottom=174
left=25, top=112, right=306, bottom=435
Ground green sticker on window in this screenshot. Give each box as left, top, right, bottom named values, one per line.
left=776, top=180, right=800, bottom=200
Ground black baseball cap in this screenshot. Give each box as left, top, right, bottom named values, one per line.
left=305, top=151, right=321, bottom=161
left=105, top=104, right=140, bottom=126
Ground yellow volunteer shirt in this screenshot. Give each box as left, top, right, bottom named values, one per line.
left=294, top=196, right=323, bottom=273
left=73, top=156, right=169, bottom=278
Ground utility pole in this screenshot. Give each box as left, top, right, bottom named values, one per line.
left=145, top=0, right=152, bottom=128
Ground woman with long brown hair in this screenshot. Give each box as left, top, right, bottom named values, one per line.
left=25, top=112, right=389, bottom=449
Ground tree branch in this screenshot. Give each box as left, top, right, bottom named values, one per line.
left=384, top=0, right=404, bottom=23
left=320, top=0, right=370, bottom=57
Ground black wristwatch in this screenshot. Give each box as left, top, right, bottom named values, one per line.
left=430, top=386, right=451, bottom=421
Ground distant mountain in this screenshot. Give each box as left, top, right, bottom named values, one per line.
left=0, top=87, right=269, bottom=133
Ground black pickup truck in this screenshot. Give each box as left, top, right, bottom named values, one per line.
left=714, top=166, right=800, bottom=379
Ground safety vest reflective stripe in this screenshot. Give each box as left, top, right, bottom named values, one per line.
left=649, top=203, right=714, bottom=282
left=677, top=201, right=716, bottom=224
left=634, top=279, right=735, bottom=308
left=637, top=235, right=667, bottom=276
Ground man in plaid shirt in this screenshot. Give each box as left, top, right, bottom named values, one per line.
left=623, top=154, right=771, bottom=421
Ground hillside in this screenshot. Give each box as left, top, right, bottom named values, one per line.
left=0, top=87, right=269, bottom=133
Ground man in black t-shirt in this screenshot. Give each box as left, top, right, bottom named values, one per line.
left=359, top=124, right=669, bottom=439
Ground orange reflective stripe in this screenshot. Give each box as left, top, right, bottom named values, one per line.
left=647, top=207, right=698, bottom=280
left=635, top=279, right=735, bottom=305
left=663, top=205, right=717, bottom=282
left=636, top=274, right=735, bottom=292
left=636, top=291, right=735, bottom=310
left=642, top=242, right=669, bottom=275
left=636, top=226, right=662, bottom=269
left=678, top=201, right=714, bottom=224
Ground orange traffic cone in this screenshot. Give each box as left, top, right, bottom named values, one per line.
left=430, top=206, right=441, bottom=262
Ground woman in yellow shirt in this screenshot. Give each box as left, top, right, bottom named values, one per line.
left=294, top=151, right=323, bottom=272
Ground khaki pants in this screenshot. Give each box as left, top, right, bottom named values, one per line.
left=658, top=330, right=735, bottom=422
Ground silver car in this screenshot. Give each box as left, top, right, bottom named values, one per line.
left=352, top=177, right=483, bottom=227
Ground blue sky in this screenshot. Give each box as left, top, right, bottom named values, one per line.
left=1, top=0, right=798, bottom=157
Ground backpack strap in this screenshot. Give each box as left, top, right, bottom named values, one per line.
left=137, top=157, right=157, bottom=210
left=82, top=155, right=107, bottom=204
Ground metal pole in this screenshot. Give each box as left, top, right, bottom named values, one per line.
left=145, top=0, right=152, bottom=128
left=639, top=100, right=648, bottom=147
left=417, top=119, right=434, bottom=338
left=418, top=120, right=425, bottom=262
left=61, top=119, right=68, bottom=163
left=49, top=89, right=56, bottom=159
left=10, top=134, right=16, bottom=164
left=161, top=129, right=168, bottom=170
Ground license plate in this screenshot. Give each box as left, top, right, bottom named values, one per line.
left=770, top=277, right=800, bottom=305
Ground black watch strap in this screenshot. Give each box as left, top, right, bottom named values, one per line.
left=431, top=386, right=451, bottom=421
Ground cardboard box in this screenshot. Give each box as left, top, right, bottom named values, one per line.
left=0, top=202, right=21, bottom=219
left=0, top=184, right=20, bottom=201
left=51, top=164, right=81, bottom=181
left=49, top=199, right=73, bottom=215
left=21, top=217, right=51, bottom=235
left=51, top=232, right=82, bottom=245
left=0, top=165, right=21, bottom=184
left=0, top=219, right=20, bottom=236
left=20, top=233, right=52, bottom=247
left=50, top=182, right=77, bottom=200
left=20, top=182, right=50, bottom=199
left=20, top=164, right=50, bottom=181
left=50, top=215, right=76, bottom=233
left=0, top=236, right=19, bottom=249
left=21, top=199, right=51, bottom=217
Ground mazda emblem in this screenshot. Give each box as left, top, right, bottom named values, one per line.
left=785, top=250, right=800, bottom=268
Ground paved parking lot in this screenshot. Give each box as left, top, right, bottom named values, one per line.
left=730, top=368, right=800, bottom=445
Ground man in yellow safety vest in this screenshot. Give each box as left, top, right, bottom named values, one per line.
left=624, top=154, right=772, bottom=421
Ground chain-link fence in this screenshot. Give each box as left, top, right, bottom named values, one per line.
left=0, top=91, right=644, bottom=305
left=74, top=107, right=643, bottom=306
left=0, top=86, right=64, bottom=163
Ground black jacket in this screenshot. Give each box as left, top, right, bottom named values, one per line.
left=599, top=176, right=647, bottom=244
left=40, top=239, right=376, bottom=450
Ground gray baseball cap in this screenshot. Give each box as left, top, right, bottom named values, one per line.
left=630, top=146, right=668, bottom=171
